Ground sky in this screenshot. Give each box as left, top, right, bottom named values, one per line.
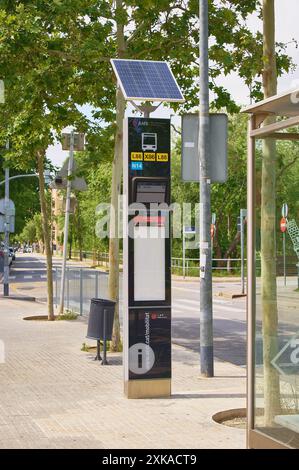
left=47, top=0, right=299, bottom=167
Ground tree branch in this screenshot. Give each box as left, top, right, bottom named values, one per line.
left=277, top=154, right=299, bottom=178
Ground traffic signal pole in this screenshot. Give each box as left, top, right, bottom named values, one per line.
left=59, top=131, right=74, bottom=314
left=199, top=0, right=214, bottom=377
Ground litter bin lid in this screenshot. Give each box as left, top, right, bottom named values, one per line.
left=90, top=298, right=116, bottom=307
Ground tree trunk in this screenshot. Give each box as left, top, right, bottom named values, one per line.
left=108, top=0, right=126, bottom=352
left=37, top=151, right=54, bottom=321
left=261, top=0, right=281, bottom=425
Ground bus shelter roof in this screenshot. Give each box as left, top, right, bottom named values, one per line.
left=242, top=87, right=299, bottom=139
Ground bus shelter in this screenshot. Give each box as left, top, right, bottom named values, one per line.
left=243, top=88, right=299, bottom=449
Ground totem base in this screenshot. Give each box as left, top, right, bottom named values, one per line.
left=124, top=379, right=171, bottom=399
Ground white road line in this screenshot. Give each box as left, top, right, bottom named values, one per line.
left=174, top=298, right=245, bottom=313
left=23, top=275, right=33, bottom=279
left=173, top=284, right=240, bottom=293
left=174, top=304, right=245, bottom=315
left=175, top=297, right=242, bottom=307
left=172, top=309, right=235, bottom=322
left=9, top=276, right=16, bottom=280
left=173, top=286, right=199, bottom=293
left=40, top=275, right=47, bottom=279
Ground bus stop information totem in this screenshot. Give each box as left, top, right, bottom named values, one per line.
left=123, top=117, right=171, bottom=398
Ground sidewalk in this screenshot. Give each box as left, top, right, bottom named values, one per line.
left=0, top=297, right=246, bottom=449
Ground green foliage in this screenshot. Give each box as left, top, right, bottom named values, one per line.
left=1, top=0, right=291, bottom=148
left=0, top=156, right=41, bottom=235
left=19, top=213, right=43, bottom=244
left=80, top=340, right=122, bottom=352
left=57, top=310, right=78, bottom=321
left=0, top=0, right=296, bottom=259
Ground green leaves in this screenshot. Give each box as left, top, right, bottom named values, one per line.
left=0, top=0, right=295, bottom=246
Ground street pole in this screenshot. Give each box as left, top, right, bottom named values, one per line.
left=283, top=230, right=286, bottom=287
left=59, top=131, right=74, bottom=314
left=199, top=0, right=214, bottom=377
left=241, top=215, right=245, bottom=295
left=183, top=226, right=186, bottom=279
left=0, top=174, right=39, bottom=186
left=3, top=166, right=9, bottom=296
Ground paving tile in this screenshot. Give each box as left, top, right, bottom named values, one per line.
left=0, top=297, right=246, bottom=449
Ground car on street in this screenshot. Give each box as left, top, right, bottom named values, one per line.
left=0, top=246, right=12, bottom=266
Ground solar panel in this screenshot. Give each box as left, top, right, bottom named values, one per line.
left=111, top=59, right=185, bottom=103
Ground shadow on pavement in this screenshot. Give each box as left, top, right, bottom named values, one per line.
left=172, top=316, right=246, bottom=366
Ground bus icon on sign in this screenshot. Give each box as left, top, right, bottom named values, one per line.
left=142, top=133, right=157, bottom=152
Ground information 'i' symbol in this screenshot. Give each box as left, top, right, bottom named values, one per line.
left=129, top=343, right=155, bottom=375
left=138, top=349, right=143, bottom=368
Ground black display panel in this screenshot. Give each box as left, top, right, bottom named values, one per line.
left=128, top=308, right=171, bottom=380
left=128, top=117, right=171, bottom=205
left=132, top=177, right=169, bottom=204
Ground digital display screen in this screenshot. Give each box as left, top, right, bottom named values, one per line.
left=136, top=182, right=167, bottom=203
left=137, top=182, right=166, bottom=193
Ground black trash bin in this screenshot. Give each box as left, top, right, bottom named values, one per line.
left=87, top=298, right=116, bottom=364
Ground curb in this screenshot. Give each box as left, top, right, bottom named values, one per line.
left=0, top=294, right=36, bottom=302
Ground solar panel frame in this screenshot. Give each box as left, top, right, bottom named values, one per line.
left=111, top=59, right=185, bottom=103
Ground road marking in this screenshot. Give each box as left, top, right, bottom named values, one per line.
left=24, top=275, right=33, bottom=279
left=174, top=298, right=245, bottom=314
left=172, top=309, right=235, bottom=323
left=9, top=276, right=16, bottom=280
left=173, top=285, right=199, bottom=292
left=40, top=275, right=47, bottom=279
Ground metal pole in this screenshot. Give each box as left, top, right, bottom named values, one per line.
left=95, top=340, right=101, bottom=361
left=95, top=270, right=99, bottom=299
left=0, top=173, right=38, bottom=186
left=80, top=268, right=83, bottom=316
left=59, top=131, right=74, bottom=314
left=67, top=267, right=70, bottom=309
left=246, top=116, right=256, bottom=447
left=241, top=214, right=245, bottom=294
left=283, top=231, right=286, bottom=287
left=199, top=0, right=213, bottom=377
left=3, top=165, right=10, bottom=296
left=55, top=266, right=58, bottom=307
left=183, top=226, right=186, bottom=278
left=102, top=309, right=108, bottom=365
